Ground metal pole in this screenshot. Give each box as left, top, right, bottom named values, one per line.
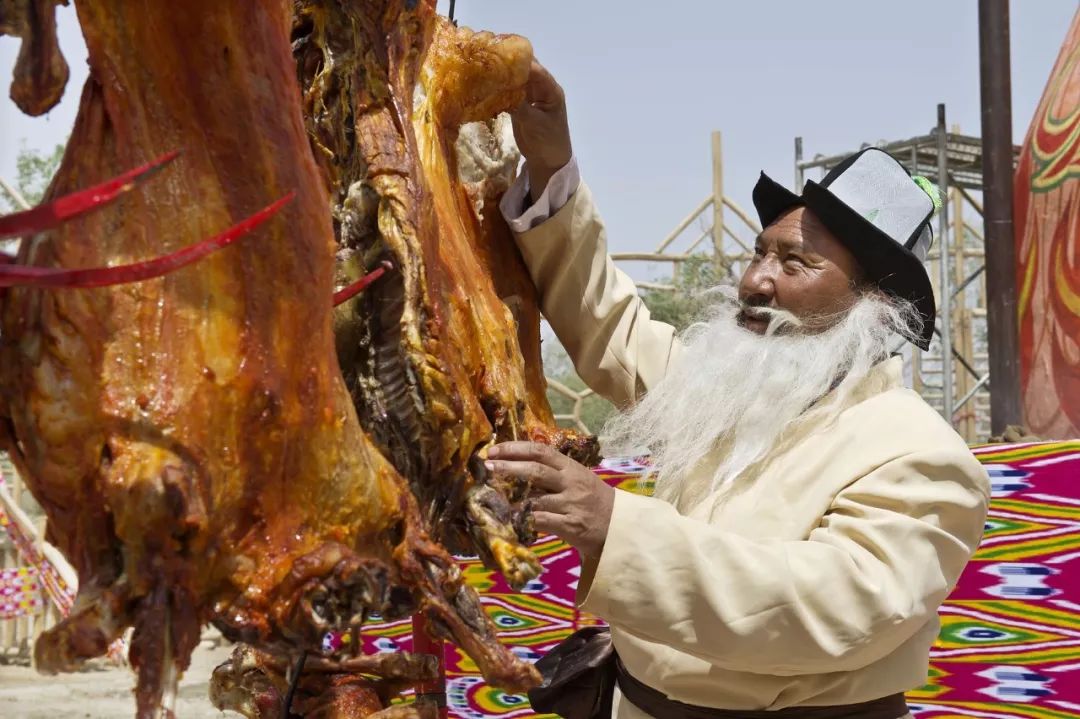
left=794, top=137, right=804, bottom=191
left=937, top=103, right=954, bottom=426
left=978, top=0, right=1023, bottom=433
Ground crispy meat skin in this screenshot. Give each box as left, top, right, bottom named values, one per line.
left=294, top=0, right=599, bottom=590
left=0, top=1, right=537, bottom=716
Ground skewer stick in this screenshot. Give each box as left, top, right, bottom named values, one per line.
left=0, top=151, right=180, bottom=240
left=332, top=260, right=392, bottom=306
left=0, top=193, right=293, bottom=288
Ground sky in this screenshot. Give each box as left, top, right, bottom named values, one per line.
left=1, top=1, right=1076, bottom=281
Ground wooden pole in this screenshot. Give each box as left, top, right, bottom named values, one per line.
left=951, top=185, right=966, bottom=437
left=952, top=171, right=976, bottom=441
left=711, top=131, right=724, bottom=270
left=978, top=0, right=1023, bottom=433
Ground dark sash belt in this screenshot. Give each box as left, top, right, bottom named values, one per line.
left=616, top=657, right=909, bottom=719
left=528, top=627, right=910, bottom=719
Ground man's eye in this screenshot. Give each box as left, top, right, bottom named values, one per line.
left=754, top=246, right=766, bottom=257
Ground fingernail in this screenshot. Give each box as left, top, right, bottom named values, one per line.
left=484, top=461, right=495, bottom=472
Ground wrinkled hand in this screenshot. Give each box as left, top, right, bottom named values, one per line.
left=486, top=441, right=614, bottom=559
left=509, top=60, right=572, bottom=201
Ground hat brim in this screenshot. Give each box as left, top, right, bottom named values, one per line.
left=752, top=172, right=936, bottom=351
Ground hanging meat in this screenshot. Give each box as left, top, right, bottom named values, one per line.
left=0, top=0, right=70, bottom=115
left=294, top=0, right=599, bottom=591
left=0, top=1, right=542, bottom=716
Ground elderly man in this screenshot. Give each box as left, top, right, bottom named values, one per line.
left=485, top=62, right=990, bottom=719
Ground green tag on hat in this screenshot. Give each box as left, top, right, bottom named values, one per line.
left=912, top=176, right=942, bottom=215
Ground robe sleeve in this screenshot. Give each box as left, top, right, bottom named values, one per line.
left=502, top=170, right=681, bottom=408
left=577, top=447, right=989, bottom=675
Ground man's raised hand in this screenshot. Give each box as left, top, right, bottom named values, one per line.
left=509, top=60, right=573, bottom=202
left=486, top=441, right=614, bottom=559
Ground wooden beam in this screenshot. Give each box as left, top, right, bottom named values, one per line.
left=610, top=252, right=694, bottom=262
left=723, top=196, right=763, bottom=234
left=655, top=196, right=711, bottom=253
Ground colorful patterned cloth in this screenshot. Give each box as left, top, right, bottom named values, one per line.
left=0, top=567, right=44, bottom=619
left=352, top=442, right=1080, bottom=718
left=0, top=470, right=127, bottom=664
left=0, top=474, right=76, bottom=615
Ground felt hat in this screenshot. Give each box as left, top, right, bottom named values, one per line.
left=752, top=147, right=938, bottom=350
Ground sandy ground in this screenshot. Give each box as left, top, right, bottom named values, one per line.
left=0, top=639, right=240, bottom=719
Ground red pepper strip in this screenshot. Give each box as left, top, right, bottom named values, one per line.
left=332, top=260, right=392, bottom=306
left=0, top=150, right=181, bottom=240
left=0, top=192, right=294, bottom=288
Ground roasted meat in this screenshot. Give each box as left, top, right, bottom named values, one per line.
left=0, top=1, right=538, bottom=716
left=293, top=0, right=599, bottom=590
left=0, top=0, right=69, bottom=115
left=210, top=644, right=438, bottom=719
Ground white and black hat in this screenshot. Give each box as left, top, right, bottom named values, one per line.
left=752, top=147, right=938, bottom=350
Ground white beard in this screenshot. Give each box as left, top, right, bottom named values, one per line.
left=601, top=289, right=920, bottom=506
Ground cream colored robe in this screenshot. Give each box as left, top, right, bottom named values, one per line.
left=509, top=180, right=990, bottom=717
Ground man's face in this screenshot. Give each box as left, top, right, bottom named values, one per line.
left=738, top=206, right=864, bottom=334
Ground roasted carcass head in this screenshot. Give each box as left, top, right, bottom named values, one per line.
left=294, top=0, right=599, bottom=592
left=0, top=0, right=545, bottom=716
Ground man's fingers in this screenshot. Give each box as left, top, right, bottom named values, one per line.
left=530, top=492, right=563, bottom=514
left=485, top=459, right=563, bottom=492
left=524, top=59, right=564, bottom=108
left=487, top=441, right=567, bottom=468
left=531, top=510, right=565, bottom=537
left=508, top=98, right=541, bottom=123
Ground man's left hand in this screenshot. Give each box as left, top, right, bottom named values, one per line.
left=486, top=441, right=615, bottom=558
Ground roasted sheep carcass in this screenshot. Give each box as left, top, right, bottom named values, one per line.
left=0, top=1, right=539, bottom=716
left=293, top=0, right=599, bottom=591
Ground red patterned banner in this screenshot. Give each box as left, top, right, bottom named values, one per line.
left=1014, top=7, right=1080, bottom=437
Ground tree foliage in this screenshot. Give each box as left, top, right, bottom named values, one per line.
left=2, top=142, right=65, bottom=211
left=638, top=254, right=726, bottom=332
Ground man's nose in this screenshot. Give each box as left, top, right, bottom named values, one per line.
left=739, top=257, right=777, bottom=302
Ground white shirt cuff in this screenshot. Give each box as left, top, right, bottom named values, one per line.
left=499, top=156, right=581, bottom=233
